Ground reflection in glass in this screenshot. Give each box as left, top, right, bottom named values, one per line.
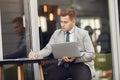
left=0, top=0, right=31, bottom=80
left=3, top=16, right=27, bottom=59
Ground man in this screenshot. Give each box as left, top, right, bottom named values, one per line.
left=4, top=17, right=27, bottom=59
left=29, top=8, right=95, bottom=80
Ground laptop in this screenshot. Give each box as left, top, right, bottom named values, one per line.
left=51, top=42, right=80, bottom=59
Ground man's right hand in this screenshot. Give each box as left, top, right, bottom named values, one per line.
left=62, top=56, right=76, bottom=62
left=28, top=50, right=38, bottom=59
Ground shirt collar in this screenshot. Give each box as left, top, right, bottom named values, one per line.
left=65, top=26, right=75, bottom=34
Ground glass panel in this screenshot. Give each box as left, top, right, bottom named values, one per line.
left=0, top=0, right=26, bottom=59
left=0, top=0, right=32, bottom=80
left=37, top=0, right=113, bottom=80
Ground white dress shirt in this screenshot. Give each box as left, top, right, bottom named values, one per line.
left=65, top=26, right=75, bottom=42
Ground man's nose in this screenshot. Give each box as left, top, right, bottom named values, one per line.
left=61, top=23, right=65, bottom=27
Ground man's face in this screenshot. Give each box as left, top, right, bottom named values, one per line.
left=12, top=22, right=23, bottom=35
left=60, top=15, right=75, bottom=32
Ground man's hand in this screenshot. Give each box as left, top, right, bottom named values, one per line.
left=28, top=50, right=38, bottom=59
left=63, top=56, right=76, bottom=62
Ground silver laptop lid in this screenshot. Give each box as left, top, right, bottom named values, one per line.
left=51, top=42, right=80, bottom=59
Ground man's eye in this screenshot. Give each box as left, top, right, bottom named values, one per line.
left=60, top=21, right=68, bottom=24
left=64, top=22, right=67, bottom=23
left=64, top=22, right=68, bottom=24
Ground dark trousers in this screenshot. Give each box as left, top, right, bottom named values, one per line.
left=44, top=62, right=92, bottom=80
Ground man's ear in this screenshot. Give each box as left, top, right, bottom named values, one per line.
left=72, top=19, right=76, bottom=25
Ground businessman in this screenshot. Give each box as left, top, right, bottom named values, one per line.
left=29, top=8, right=95, bottom=80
